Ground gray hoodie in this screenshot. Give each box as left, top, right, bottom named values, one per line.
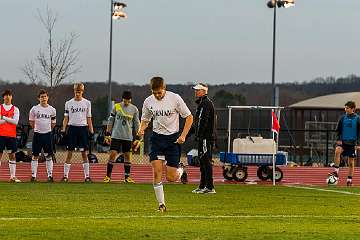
left=108, top=102, right=140, bottom=141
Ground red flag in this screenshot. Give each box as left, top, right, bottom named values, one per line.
left=272, top=111, right=280, bottom=134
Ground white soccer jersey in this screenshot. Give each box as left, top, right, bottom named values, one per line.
left=29, top=104, right=56, bottom=133
left=64, top=98, right=92, bottom=126
left=141, top=91, right=191, bottom=135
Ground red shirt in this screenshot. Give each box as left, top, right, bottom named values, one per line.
left=0, top=105, right=17, bottom=137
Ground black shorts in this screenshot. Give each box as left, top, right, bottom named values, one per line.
left=341, top=143, right=356, bottom=158
left=66, top=126, right=89, bottom=151
left=32, top=132, right=53, bottom=156
left=110, top=138, right=131, bottom=153
left=149, top=132, right=180, bottom=168
left=0, top=136, right=17, bottom=153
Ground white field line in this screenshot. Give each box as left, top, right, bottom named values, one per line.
left=285, top=184, right=360, bottom=196
left=0, top=215, right=359, bottom=221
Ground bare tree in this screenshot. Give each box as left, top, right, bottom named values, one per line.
left=22, top=7, right=81, bottom=90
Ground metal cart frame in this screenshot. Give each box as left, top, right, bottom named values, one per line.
left=226, top=106, right=285, bottom=185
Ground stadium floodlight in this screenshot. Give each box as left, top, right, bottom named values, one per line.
left=112, top=2, right=127, bottom=20
left=282, top=0, right=295, bottom=8
left=108, top=1, right=127, bottom=115
left=267, top=0, right=294, bottom=106
left=114, top=2, right=127, bottom=10
left=267, top=0, right=295, bottom=8
left=112, top=11, right=127, bottom=20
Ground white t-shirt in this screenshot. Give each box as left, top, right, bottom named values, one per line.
left=0, top=104, right=20, bottom=125
left=29, top=104, right=56, bottom=133
left=64, top=98, right=92, bottom=126
left=141, top=91, right=191, bottom=135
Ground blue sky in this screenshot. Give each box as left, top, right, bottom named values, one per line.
left=1, top=0, right=360, bottom=85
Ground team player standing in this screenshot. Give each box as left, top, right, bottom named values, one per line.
left=103, top=90, right=140, bottom=183
left=62, top=83, right=94, bottom=182
left=0, top=89, right=21, bottom=182
left=29, top=89, right=56, bottom=182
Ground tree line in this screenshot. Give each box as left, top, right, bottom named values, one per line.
left=1, top=74, right=359, bottom=126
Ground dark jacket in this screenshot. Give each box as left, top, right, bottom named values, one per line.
left=194, top=95, right=215, bottom=141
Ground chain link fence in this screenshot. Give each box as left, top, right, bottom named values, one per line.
left=9, top=125, right=217, bottom=165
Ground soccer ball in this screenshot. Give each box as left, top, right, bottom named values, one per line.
left=326, top=175, right=338, bottom=185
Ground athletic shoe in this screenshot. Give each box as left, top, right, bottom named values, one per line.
left=84, top=177, right=92, bottom=183
left=179, top=163, right=188, bottom=184
left=30, top=177, right=37, bottom=182
left=62, top=177, right=69, bottom=183
left=103, top=176, right=111, bottom=183
left=47, top=176, right=54, bottom=182
left=347, top=180, right=353, bottom=187
left=198, top=187, right=216, bottom=194
left=10, top=177, right=21, bottom=183
left=192, top=188, right=204, bottom=193
left=124, top=177, right=135, bottom=183
left=158, top=204, right=167, bottom=213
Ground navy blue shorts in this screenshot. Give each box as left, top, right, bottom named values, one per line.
left=32, top=132, right=53, bottom=156
left=110, top=138, right=131, bottom=153
left=341, top=143, right=356, bottom=158
left=149, top=132, right=180, bottom=168
left=67, top=126, right=89, bottom=151
left=0, top=136, right=17, bottom=153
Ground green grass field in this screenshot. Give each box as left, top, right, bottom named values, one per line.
left=0, top=183, right=360, bottom=240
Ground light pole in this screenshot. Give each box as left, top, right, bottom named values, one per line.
left=267, top=0, right=294, bottom=106
left=108, top=1, right=127, bottom=115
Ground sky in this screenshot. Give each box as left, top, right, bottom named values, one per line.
left=1, top=0, right=360, bottom=85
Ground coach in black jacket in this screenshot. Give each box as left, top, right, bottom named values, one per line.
left=192, top=83, right=216, bottom=194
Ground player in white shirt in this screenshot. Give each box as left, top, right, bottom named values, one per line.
left=0, top=89, right=21, bottom=182
left=61, top=83, right=94, bottom=182
left=138, top=76, right=193, bottom=212
left=29, top=89, right=56, bottom=182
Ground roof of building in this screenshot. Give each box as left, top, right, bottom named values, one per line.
left=289, top=92, right=360, bottom=109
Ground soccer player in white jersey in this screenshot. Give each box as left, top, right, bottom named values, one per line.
left=0, top=89, right=21, bottom=182
left=29, top=89, right=56, bottom=182
left=137, top=76, right=193, bottom=212
left=61, top=83, right=94, bottom=182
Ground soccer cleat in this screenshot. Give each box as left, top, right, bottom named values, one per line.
left=103, top=176, right=111, bottom=183
left=124, top=177, right=135, bottom=183
left=47, top=176, right=54, bottom=182
left=158, top=204, right=167, bottom=213
left=328, top=171, right=338, bottom=178
left=84, top=177, right=92, bottom=183
left=179, top=163, right=188, bottom=184
left=62, top=176, right=69, bottom=182
left=192, top=188, right=204, bottom=193
left=10, top=177, right=21, bottom=183
left=30, top=177, right=37, bottom=182
left=198, top=187, right=216, bottom=194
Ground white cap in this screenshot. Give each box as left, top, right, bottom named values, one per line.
left=192, top=83, right=208, bottom=91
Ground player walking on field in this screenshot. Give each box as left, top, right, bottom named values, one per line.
left=137, top=76, right=193, bottom=212
left=0, top=89, right=21, bottom=182
left=61, top=83, right=94, bottom=182
left=103, top=90, right=140, bottom=183
left=329, top=101, right=360, bottom=186
left=29, top=89, right=56, bottom=182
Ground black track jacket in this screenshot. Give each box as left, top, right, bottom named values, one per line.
left=194, top=95, right=215, bottom=141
